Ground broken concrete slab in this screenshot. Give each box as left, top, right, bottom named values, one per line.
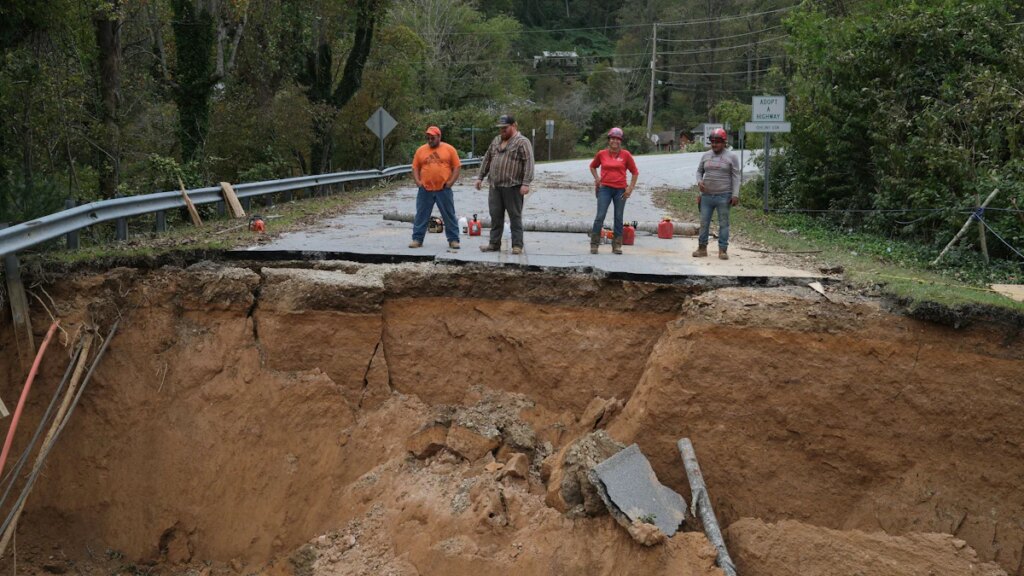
left=591, top=443, right=687, bottom=538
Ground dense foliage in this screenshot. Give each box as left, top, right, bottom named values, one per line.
left=775, top=0, right=1024, bottom=256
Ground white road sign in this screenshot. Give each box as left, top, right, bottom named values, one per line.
left=365, top=107, right=398, bottom=139
left=745, top=121, right=792, bottom=133
left=752, top=96, right=786, bottom=122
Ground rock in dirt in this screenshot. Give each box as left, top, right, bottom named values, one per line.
left=544, top=430, right=625, bottom=516
left=726, top=518, right=1008, bottom=576
left=628, top=519, right=669, bottom=547
left=578, top=396, right=624, bottom=431
left=407, top=423, right=448, bottom=459
left=446, top=425, right=501, bottom=461
left=499, top=453, right=530, bottom=480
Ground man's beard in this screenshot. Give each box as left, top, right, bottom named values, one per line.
left=429, top=140, right=440, bottom=148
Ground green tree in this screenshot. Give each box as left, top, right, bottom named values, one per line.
left=779, top=0, right=1024, bottom=252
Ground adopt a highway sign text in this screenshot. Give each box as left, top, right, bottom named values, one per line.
left=752, top=95, right=786, bottom=122
left=745, top=121, right=792, bottom=133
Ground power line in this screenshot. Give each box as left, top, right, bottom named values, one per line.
left=421, top=4, right=802, bottom=37
left=658, top=55, right=779, bottom=69
left=658, top=35, right=788, bottom=56
left=400, top=34, right=787, bottom=68
left=656, top=25, right=785, bottom=43
left=656, top=67, right=775, bottom=76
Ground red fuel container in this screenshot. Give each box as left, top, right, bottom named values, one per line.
left=468, top=214, right=482, bottom=236
left=657, top=218, right=674, bottom=239
left=623, top=223, right=636, bottom=245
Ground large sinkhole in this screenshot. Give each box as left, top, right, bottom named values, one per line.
left=1, top=261, right=1021, bottom=576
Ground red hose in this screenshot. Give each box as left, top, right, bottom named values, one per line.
left=0, top=321, right=60, bottom=479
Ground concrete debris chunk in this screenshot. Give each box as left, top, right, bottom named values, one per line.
left=591, top=443, right=687, bottom=538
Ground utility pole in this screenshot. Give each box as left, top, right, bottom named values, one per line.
left=646, top=22, right=657, bottom=135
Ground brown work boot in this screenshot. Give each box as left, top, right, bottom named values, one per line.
left=408, top=240, right=423, bottom=248
left=449, top=240, right=460, bottom=249
left=511, top=246, right=523, bottom=255
left=590, top=233, right=600, bottom=254
left=692, top=245, right=708, bottom=257
left=480, top=244, right=500, bottom=252
left=719, top=248, right=729, bottom=260
left=612, top=235, right=623, bottom=255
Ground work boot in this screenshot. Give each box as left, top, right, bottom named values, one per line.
left=480, top=244, right=500, bottom=252
left=449, top=240, right=460, bottom=249
left=612, top=235, right=623, bottom=255
left=590, top=233, right=600, bottom=254
left=409, top=240, right=423, bottom=248
left=512, top=246, right=523, bottom=255
left=719, top=247, right=729, bottom=260
left=692, top=245, right=708, bottom=257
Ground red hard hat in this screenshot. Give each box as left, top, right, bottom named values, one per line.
left=710, top=128, right=727, bottom=142
left=607, top=127, right=624, bottom=139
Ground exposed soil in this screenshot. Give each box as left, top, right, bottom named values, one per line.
left=1, top=261, right=1022, bottom=575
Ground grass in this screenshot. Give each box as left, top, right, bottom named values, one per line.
left=25, top=181, right=395, bottom=268
left=658, top=182, right=1024, bottom=314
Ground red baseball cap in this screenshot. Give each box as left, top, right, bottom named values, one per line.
left=425, top=126, right=441, bottom=137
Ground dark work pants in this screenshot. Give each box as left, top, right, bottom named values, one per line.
left=488, top=185, right=524, bottom=248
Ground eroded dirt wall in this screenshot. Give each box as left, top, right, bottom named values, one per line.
left=608, top=287, right=1024, bottom=571
left=382, top=297, right=674, bottom=413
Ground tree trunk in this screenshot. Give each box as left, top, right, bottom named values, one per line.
left=302, top=0, right=381, bottom=174
left=171, top=0, right=216, bottom=162
left=94, top=3, right=122, bottom=199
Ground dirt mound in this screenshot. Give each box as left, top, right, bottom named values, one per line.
left=608, top=286, right=1024, bottom=571
left=726, top=518, right=1007, bottom=576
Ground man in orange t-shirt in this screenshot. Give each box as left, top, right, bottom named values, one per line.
left=410, top=126, right=462, bottom=249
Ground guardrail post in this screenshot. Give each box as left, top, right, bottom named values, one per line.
left=264, top=194, right=274, bottom=208
left=155, top=210, right=167, bottom=232
left=241, top=197, right=251, bottom=212
left=217, top=201, right=226, bottom=217
left=283, top=190, right=293, bottom=202
left=0, top=223, right=35, bottom=366
left=65, top=198, right=80, bottom=249
left=115, top=193, right=128, bottom=241
left=340, top=183, right=346, bottom=194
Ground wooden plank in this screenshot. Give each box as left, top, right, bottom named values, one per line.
left=219, top=182, right=246, bottom=219
left=177, top=176, right=203, bottom=227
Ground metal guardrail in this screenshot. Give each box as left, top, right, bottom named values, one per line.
left=0, top=159, right=480, bottom=258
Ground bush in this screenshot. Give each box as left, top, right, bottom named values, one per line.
left=779, top=0, right=1024, bottom=257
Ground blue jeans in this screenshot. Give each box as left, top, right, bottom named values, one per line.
left=412, top=187, right=459, bottom=243
left=698, top=194, right=731, bottom=249
left=591, top=186, right=627, bottom=238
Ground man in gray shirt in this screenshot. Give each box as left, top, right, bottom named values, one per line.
left=694, top=128, right=741, bottom=260
left=475, top=114, right=535, bottom=255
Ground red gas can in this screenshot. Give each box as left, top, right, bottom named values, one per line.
left=468, top=214, right=482, bottom=236
left=622, top=222, right=636, bottom=246
left=657, top=218, right=674, bottom=239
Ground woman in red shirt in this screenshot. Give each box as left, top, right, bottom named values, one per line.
left=589, top=127, right=639, bottom=254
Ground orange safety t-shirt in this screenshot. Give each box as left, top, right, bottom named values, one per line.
left=413, top=142, right=461, bottom=192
